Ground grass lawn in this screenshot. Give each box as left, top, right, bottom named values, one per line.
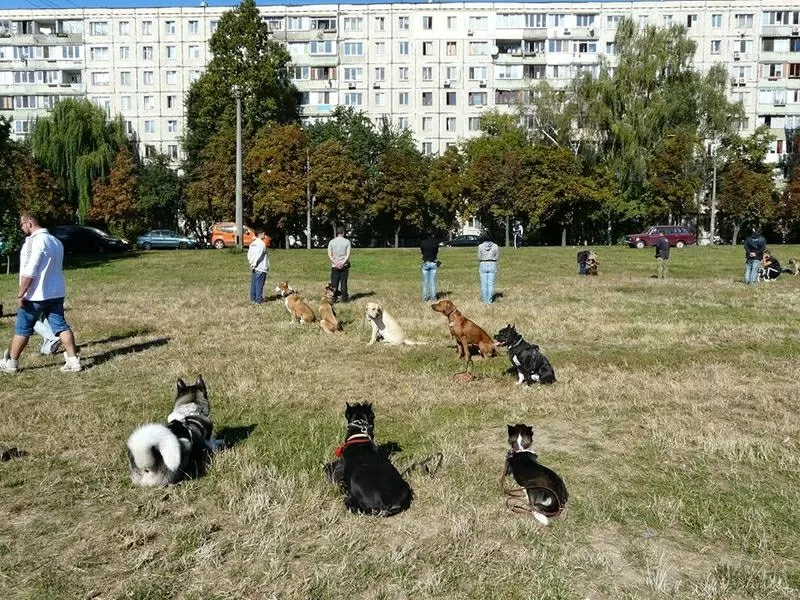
left=1, top=244, right=799, bottom=600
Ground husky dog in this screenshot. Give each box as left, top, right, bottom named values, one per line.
left=503, top=424, right=568, bottom=525
left=494, top=324, right=556, bottom=385
left=127, top=376, right=222, bottom=487
left=325, top=402, right=413, bottom=516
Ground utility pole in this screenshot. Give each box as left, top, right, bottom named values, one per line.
left=306, top=148, right=312, bottom=249
left=710, top=146, right=717, bottom=245
left=234, top=85, right=243, bottom=250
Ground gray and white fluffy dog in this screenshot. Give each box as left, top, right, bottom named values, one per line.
left=127, top=376, right=223, bottom=487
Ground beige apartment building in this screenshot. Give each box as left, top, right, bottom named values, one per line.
left=1, top=1, right=798, bottom=164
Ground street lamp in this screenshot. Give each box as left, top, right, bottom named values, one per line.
left=708, top=141, right=718, bottom=245
left=233, top=85, right=243, bottom=250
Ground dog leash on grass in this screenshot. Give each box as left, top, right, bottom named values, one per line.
left=401, top=452, right=444, bottom=477
left=500, top=465, right=565, bottom=519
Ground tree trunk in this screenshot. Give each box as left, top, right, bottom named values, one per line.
left=731, top=223, right=741, bottom=246
left=332, top=222, right=337, bottom=239
left=285, top=233, right=290, bottom=250
left=504, top=215, right=510, bottom=247
left=561, top=227, right=567, bottom=247
left=607, top=214, right=613, bottom=245
left=394, top=226, right=400, bottom=249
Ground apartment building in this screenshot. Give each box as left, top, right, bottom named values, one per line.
left=1, top=1, right=798, bottom=163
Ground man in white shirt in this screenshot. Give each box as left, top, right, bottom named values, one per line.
left=246, top=230, right=270, bottom=304
left=0, top=212, right=82, bottom=373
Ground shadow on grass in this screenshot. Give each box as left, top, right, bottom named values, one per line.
left=217, top=424, right=257, bottom=449
left=78, top=327, right=155, bottom=349
left=491, top=291, right=504, bottom=302
left=85, top=337, right=170, bottom=370
left=62, top=251, right=140, bottom=272
left=348, top=292, right=375, bottom=302
left=1, top=447, right=28, bottom=461
left=262, top=293, right=283, bottom=302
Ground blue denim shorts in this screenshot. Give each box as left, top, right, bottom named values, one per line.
left=15, top=298, right=70, bottom=337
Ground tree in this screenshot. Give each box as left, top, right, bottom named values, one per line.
left=647, top=128, right=705, bottom=223
left=309, top=139, right=366, bottom=236
left=89, top=147, right=139, bottom=237
left=776, top=163, right=800, bottom=242
left=137, top=154, right=185, bottom=231
left=30, top=98, right=127, bottom=223
left=426, top=147, right=470, bottom=235
left=185, top=126, right=237, bottom=229
left=183, top=0, right=297, bottom=169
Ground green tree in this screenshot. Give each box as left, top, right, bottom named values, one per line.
left=185, top=126, right=237, bottom=229
left=89, top=147, right=139, bottom=237
left=183, top=0, right=297, bottom=169
left=309, top=139, right=366, bottom=237
left=30, top=98, right=127, bottom=223
left=426, top=147, right=470, bottom=235
left=137, top=154, right=184, bottom=231
left=647, top=128, right=705, bottom=222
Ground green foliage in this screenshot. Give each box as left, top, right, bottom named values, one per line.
left=647, top=127, right=705, bottom=221
left=136, top=154, right=185, bottom=231
left=426, top=147, right=470, bottom=234
left=89, top=147, right=140, bottom=238
left=0, top=117, right=20, bottom=255
left=184, top=125, right=237, bottom=227
left=309, top=139, right=366, bottom=231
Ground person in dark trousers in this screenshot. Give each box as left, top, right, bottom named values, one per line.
left=743, top=229, right=766, bottom=285
left=420, top=232, right=439, bottom=302
left=327, top=225, right=351, bottom=303
left=655, top=233, right=670, bottom=279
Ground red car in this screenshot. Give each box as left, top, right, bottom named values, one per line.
left=625, top=226, right=696, bottom=249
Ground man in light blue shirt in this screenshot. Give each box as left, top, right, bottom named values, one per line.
left=327, top=225, right=351, bottom=303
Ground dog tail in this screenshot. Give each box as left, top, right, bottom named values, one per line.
left=127, top=423, right=182, bottom=482
left=402, top=339, right=427, bottom=345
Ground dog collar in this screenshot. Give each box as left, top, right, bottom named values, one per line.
left=507, top=337, right=524, bottom=349
left=445, top=307, right=457, bottom=317
left=334, top=434, right=372, bottom=457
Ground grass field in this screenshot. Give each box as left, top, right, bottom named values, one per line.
left=1, top=244, right=799, bottom=600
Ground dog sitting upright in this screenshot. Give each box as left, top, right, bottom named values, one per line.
left=494, top=324, right=556, bottom=385
left=431, top=299, right=496, bottom=369
left=275, top=281, right=316, bottom=324
left=127, top=376, right=223, bottom=487
left=503, top=424, right=568, bottom=525
left=325, top=402, right=413, bottom=516
left=319, top=283, right=341, bottom=334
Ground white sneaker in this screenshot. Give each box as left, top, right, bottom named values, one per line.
left=60, top=356, right=82, bottom=372
left=0, top=351, right=18, bottom=374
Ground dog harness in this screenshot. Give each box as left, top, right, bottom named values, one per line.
left=334, top=434, right=372, bottom=457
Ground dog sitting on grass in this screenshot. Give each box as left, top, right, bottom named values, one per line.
left=494, top=324, right=556, bottom=385
left=577, top=250, right=598, bottom=276
left=319, top=283, right=341, bottom=333
left=324, top=402, right=413, bottom=517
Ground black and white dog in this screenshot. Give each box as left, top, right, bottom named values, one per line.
left=494, top=324, right=556, bottom=385
left=127, top=376, right=223, bottom=487
left=325, top=402, right=413, bottom=516
left=504, top=424, right=568, bottom=525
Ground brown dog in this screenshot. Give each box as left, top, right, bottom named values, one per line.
left=431, top=299, right=496, bottom=369
left=275, top=281, right=316, bottom=324
left=319, top=284, right=340, bottom=333
left=789, top=258, right=799, bottom=276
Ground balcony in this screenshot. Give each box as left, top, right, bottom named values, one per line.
left=522, top=28, right=547, bottom=41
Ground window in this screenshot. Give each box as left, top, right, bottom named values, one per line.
left=686, top=14, right=697, bottom=28
left=143, top=71, right=154, bottom=85
left=423, top=16, right=433, bottom=30
left=189, top=70, right=202, bottom=83
left=166, top=70, right=177, bottom=84
left=446, top=91, right=456, bottom=106
left=398, top=117, right=409, bottom=129
left=469, top=42, right=488, bottom=56
left=188, top=20, right=199, bottom=34
left=790, top=64, right=800, bottom=79
left=343, top=42, right=364, bottom=56
left=374, top=66, right=385, bottom=81
left=446, top=41, right=457, bottom=56
left=468, top=16, right=488, bottom=30
left=576, top=14, right=595, bottom=27
left=766, top=63, right=783, bottom=79
left=422, top=116, right=432, bottom=130
left=605, top=42, right=617, bottom=55
left=375, top=42, right=385, bottom=56
left=607, top=14, right=622, bottom=28
left=422, top=41, right=433, bottom=56
left=89, top=21, right=108, bottom=36
left=446, top=66, right=457, bottom=81
left=141, top=20, right=152, bottom=35
left=445, top=117, right=456, bottom=131
left=734, top=14, right=753, bottom=29
left=422, top=67, right=433, bottom=81
left=469, top=92, right=487, bottom=106
left=374, top=92, right=385, bottom=106
left=287, top=17, right=304, bottom=31
left=144, top=120, right=156, bottom=134
left=118, top=21, right=130, bottom=35
left=311, top=18, right=336, bottom=31
left=575, top=42, right=597, bottom=54
left=145, top=145, right=157, bottom=158
left=343, top=17, right=363, bottom=32
left=343, top=67, right=363, bottom=81
left=422, top=91, right=433, bottom=106
left=166, top=95, right=177, bottom=108
left=398, top=67, right=409, bottom=80
left=548, top=39, right=569, bottom=53
left=398, top=91, right=409, bottom=106
left=63, top=45, right=82, bottom=59
left=447, top=16, right=457, bottom=29
left=398, top=16, right=409, bottom=30
left=469, top=66, right=487, bottom=80
left=189, top=45, right=200, bottom=59
left=89, top=46, right=108, bottom=61
left=422, top=142, right=433, bottom=156
left=118, top=46, right=129, bottom=60
left=120, top=71, right=131, bottom=85
left=343, top=92, right=363, bottom=106
left=165, top=20, right=176, bottom=34
left=292, top=66, right=309, bottom=80
left=375, top=16, right=385, bottom=32
left=496, top=65, right=521, bottom=79
left=167, top=144, right=178, bottom=159
left=14, top=120, right=32, bottom=134
left=309, top=41, right=334, bottom=55
left=550, top=14, right=566, bottom=27
left=142, top=46, right=153, bottom=60
left=120, top=96, right=132, bottom=111
left=662, top=15, right=673, bottom=26
left=143, top=95, right=155, bottom=109
left=210, top=20, right=218, bottom=33
left=711, top=40, right=721, bottom=54
left=399, top=41, right=409, bottom=55
left=638, top=15, right=649, bottom=28
left=91, top=71, right=110, bottom=86
left=711, top=14, right=722, bottom=28
left=497, top=14, right=524, bottom=29
left=469, top=117, right=481, bottom=131
left=166, top=45, right=177, bottom=59
left=167, top=120, right=178, bottom=133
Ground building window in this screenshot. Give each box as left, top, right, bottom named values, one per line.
left=446, top=41, right=457, bottom=56
left=166, top=70, right=178, bottom=84
left=662, top=15, right=673, bottom=26
left=375, top=92, right=385, bottom=106
left=309, top=41, right=335, bottom=55
left=468, top=16, right=488, bottom=30
left=469, top=117, right=481, bottom=131
left=422, top=41, right=433, bottom=56
left=398, top=91, right=409, bottom=105
left=343, top=42, right=364, bottom=56
left=422, top=116, right=432, bottom=130
left=118, top=21, right=130, bottom=35
left=711, top=14, right=722, bottom=28
left=210, top=20, right=219, bottom=33
left=343, top=17, right=363, bottom=32
left=422, top=142, right=433, bottom=155
left=374, top=66, right=385, bottom=81
left=166, top=45, right=177, bottom=59
left=469, top=42, right=488, bottom=56
left=469, top=92, right=487, bottom=106
left=343, top=92, right=363, bottom=106
left=422, top=66, right=433, bottom=81
left=189, top=45, right=200, bottom=59
left=118, top=46, right=129, bottom=60
left=446, top=66, right=457, bottom=81
left=375, top=42, right=385, bottom=56
left=165, top=20, right=176, bottom=34
left=141, top=20, right=152, bottom=35
left=287, top=17, right=303, bottom=31
left=605, top=42, right=616, bottom=55
left=423, top=16, right=433, bottom=30
left=469, top=66, right=487, bottom=80
left=343, top=67, right=363, bottom=81
left=399, top=41, right=409, bottom=55
left=446, top=91, right=456, bottom=106
left=686, top=14, right=697, bottom=28
left=398, top=116, right=409, bottom=129
left=447, top=16, right=457, bottom=29
left=142, top=46, right=153, bottom=60
left=189, top=70, right=202, bottom=83
left=375, top=16, right=385, bottom=32
left=166, top=95, right=177, bottom=108
left=167, top=120, right=178, bottom=133
left=734, top=14, right=753, bottom=28
left=576, top=14, right=595, bottom=27
left=143, top=95, right=155, bottom=110
left=120, top=71, right=131, bottom=85
left=445, top=117, right=456, bottom=131
left=398, top=16, right=409, bottom=30
left=121, top=96, right=132, bottom=111
left=292, top=66, right=309, bottom=80
left=89, top=21, right=108, bottom=36
left=91, top=71, right=110, bottom=86
left=398, top=67, right=409, bottom=81
left=144, top=120, right=156, bottom=134
left=167, top=144, right=178, bottom=159
left=188, top=20, right=199, bottom=34
left=143, top=71, right=154, bottom=85
left=606, top=15, right=622, bottom=28
left=89, top=46, right=108, bottom=61
left=711, top=40, right=721, bottom=54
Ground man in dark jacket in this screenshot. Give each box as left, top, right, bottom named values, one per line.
left=655, top=233, right=670, bottom=279
left=743, top=229, right=766, bottom=285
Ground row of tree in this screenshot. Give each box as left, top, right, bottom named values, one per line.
left=2, top=0, right=799, bottom=252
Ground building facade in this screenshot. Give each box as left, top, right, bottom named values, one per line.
left=1, top=1, right=798, bottom=163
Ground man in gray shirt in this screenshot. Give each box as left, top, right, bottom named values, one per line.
left=327, top=225, right=351, bottom=303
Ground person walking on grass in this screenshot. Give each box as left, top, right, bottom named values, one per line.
left=0, top=212, right=81, bottom=373
left=655, top=232, right=670, bottom=279
left=743, top=228, right=766, bottom=285
left=328, top=225, right=351, bottom=303
left=477, top=231, right=499, bottom=304
left=420, top=231, right=439, bottom=302
left=247, top=230, right=270, bottom=304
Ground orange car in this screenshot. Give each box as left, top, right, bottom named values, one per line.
left=210, top=222, right=259, bottom=249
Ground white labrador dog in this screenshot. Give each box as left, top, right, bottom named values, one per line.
left=365, top=302, right=425, bottom=346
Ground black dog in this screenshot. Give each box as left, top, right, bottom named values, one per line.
left=503, top=424, right=568, bottom=525
left=494, top=324, right=556, bottom=385
left=325, top=402, right=413, bottom=516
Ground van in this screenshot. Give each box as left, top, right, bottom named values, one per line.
left=210, top=222, right=257, bottom=249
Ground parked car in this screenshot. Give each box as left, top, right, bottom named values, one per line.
left=136, top=230, right=198, bottom=250
left=51, top=225, right=132, bottom=254
left=210, top=222, right=258, bottom=249
left=440, top=234, right=482, bottom=247
left=625, top=226, right=696, bottom=249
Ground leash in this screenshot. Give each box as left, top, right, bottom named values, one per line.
left=401, top=452, right=444, bottom=477
left=500, top=456, right=565, bottom=520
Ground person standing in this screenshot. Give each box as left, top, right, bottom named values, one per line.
left=246, top=230, right=270, bottom=304
left=743, top=228, right=766, bottom=285
left=0, top=212, right=81, bottom=373
left=420, top=232, right=439, bottom=302
left=477, top=232, right=499, bottom=304
left=655, top=233, right=670, bottom=279
left=328, top=225, right=351, bottom=303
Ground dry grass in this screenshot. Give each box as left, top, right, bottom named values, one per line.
left=1, top=245, right=799, bottom=600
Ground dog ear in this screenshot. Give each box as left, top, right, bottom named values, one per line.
left=176, top=378, right=186, bottom=392
left=195, top=375, right=206, bottom=391
left=507, top=424, right=514, bottom=435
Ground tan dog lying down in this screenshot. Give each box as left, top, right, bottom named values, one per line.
left=275, top=281, right=316, bottom=324
left=365, top=302, right=424, bottom=346
left=319, top=284, right=341, bottom=333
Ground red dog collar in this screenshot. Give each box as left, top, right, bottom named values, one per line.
left=334, top=435, right=372, bottom=457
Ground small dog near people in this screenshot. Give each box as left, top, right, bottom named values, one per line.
left=127, top=376, right=223, bottom=487
left=319, top=283, right=341, bottom=334
left=275, top=281, right=316, bottom=324
left=577, top=250, right=599, bottom=276
left=494, top=324, right=556, bottom=385
left=365, top=302, right=424, bottom=345
left=503, top=424, right=568, bottom=525
left=431, top=299, right=496, bottom=369
left=325, top=402, right=413, bottom=516
left=788, top=258, right=799, bottom=276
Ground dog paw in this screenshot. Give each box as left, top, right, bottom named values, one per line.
left=532, top=511, right=550, bottom=526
